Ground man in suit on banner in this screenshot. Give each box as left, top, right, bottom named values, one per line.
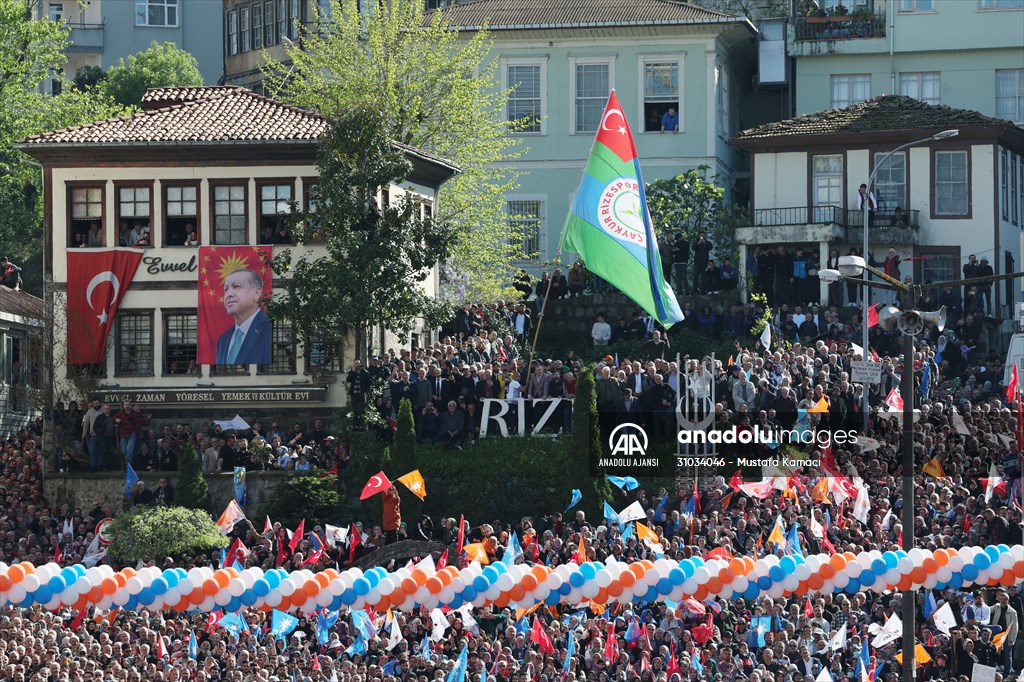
left=216, top=269, right=271, bottom=364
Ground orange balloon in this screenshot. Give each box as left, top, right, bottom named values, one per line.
left=820, top=564, right=836, bottom=580
left=0, top=576, right=11, bottom=592
left=190, top=589, right=205, bottom=605
left=402, top=578, right=418, bottom=595
left=8, top=566, right=24, bottom=583
left=897, top=575, right=913, bottom=592
left=743, top=557, right=755, bottom=574
left=808, top=574, right=825, bottom=591
left=719, top=568, right=735, bottom=584
left=203, top=579, right=219, bottom=596
left=631, top=564, right=646, bottom=579
left=73, top=595, right=89, bottom=611
left=425, top=577, right=442, bottom=594
left=122, top=568, right=136, bottom=578
left=1013, top=562, right=1024, bottom=579
left=729, top=558, right=746, bottom=576
left=693, top=586, right=708, bottom=601
left=323, top=569, right=339, bottom=581
left=607, top=582, right=624, bottom=598
left=412, top=570, right=427, bottom=586
left=522, top=575, right=538, bottom=592
left=595, top=588, right=608, bottom=605
left=706, top=577, right=723, bottom=595
left=20, top=563, right=34, bottom=575
left=910, top=568, right=927, bottom=585
left=315, top=574, right=330, bottom=589
left=101, top=578, right=117, bottom=596
left=303, top=581, right=319, bottom=597
left=922, top=558, right=938, bottom=574
left=532, top=566, right=548, bottom=582
left=829, top=555, right=847, bottom=571
left=641, top=560, right=654, bottom=570
left=88, top=586, right=103, bottom=602
left=214, top=571, right=230, bottom=589
left=998, top=573, right=1016, bottom=587
left=493, top=593, right=510, bottom=608
left=291, top=591, right=308, bottom=607
left=174, top=598, right=190, bottom=613
left=114, top=573, right=127, bottom=589
left=509, top=586, right=526, bottom=603
left=794, top=582, right=808, bottom=596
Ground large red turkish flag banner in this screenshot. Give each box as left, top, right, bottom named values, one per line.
left=66, top=249, right=144, bottom=365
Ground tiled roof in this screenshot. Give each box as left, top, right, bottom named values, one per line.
left=20, top=86, right=328, bottom=145
left=735, top=95, right=1018, bottom=141
left=0, top=287, right=43, bottom=322
left=439, top=0, right=737, bottom=29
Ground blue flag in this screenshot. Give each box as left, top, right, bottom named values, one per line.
left=603, top=501, right=620, bottom=525
left=270, top=610, right=299, bottom=641
left=233, top=467, right=249, bottom=505
left=188, top=631, right=198, bottom=660
left=624, top=618, right=642, bottom=643
left=692, top=650, right=704, bottom=675
left=750, top=616, right=771, bottom=648
left=219, top=613, right=243, bottom=639
left=786, top=522, right=803, bottom=557
left=857, top=638, right=871, bottom=680
left=653, top=494, right=669, bottom=523
left=515, top=616, right=530, bottom=637
left=564, top=628, right=576, bottom=678
left=420, top=633, right=431, bottom=659
left=565, top=489, right=583, bottom=513
left=382, top=660, right=399, bottom=675
left=605, top=475, right=639, bottom=491
left=620, top=522, right=634, bottom=541
left=125, top=462, right=140, bottom=497
left=503, top=532, right=523, bottom=565
left=344, top=637, right=366, bottom=657
left=920, top=362, right=930, bottom=399
left=682, top=494, right=697, bottom=518
left=446, top=644, right=469, bottom=682
left=317, top=610, right=340, bottom=645
left=923, top=590, right=937, bottom=620
left=351, top=609, right=375, bottom=642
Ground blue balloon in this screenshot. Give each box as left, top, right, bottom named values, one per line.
left=859, top=572, right=876, bottom=587
left=125, top=595, right=138, bottom=610
left=845, top=578, right=860, bottom=594
left=240, top=591, right=257, bottom=606
left=353, top=578, right=371, bottom=596
left=768, top=565, right=784, bottom=582
left=744, top=585, right=760, bottom=600
left=18, top=595, right=33, bottom=608
left=492, top=562, right=508, bottom=576
left=757, top=576, right=773, bottom=590
left=151, top=578, right=168, bottom=596
left=34, top=586, right=52, bottom=604
left=462, top=586, right=477, bottom=602
left=680, top=560, right=695, bottom=579
left=668, top=568, right=685, bottom=586
left=643, top=586, right=659, bottom=603
left=974, top=554, right=991, bottom=571
left=341, top=589, right=356, bottom=605
left=545, top=591, right=561, bottom=605
left=48, top=576, right=66, bottom=593
left=330, top=596, right=343, bottom=610
left=164, top=572, right=179, bottom=588
left=473, top=576, right=489, bottom=592
left=265, top=572, right=281, bottom=589
left=935, top=582, right=947, bottom=591
left=691, top=557, right=705, bottom=568
left=448, top=597, right=463, bottom=609
left=253, top=579, right=270, bottom=597
left=985, top=546, right=1000, bottom=563
left=580, top=563, right=597, bottom=581
left=482, top=567, right=499, bottom=582
left=227, top=596, right=241, bottom=612
left=779, top=557, right=796, bottom=575
left=138, top=588, right=155, bottom=605
left=61, top=568, right=77, bottom=584
left=569, top=572, right=585, bottom=588
left=364, top=571, right=380, bottom=588
left=947, top=575, right=963, bottom=590
left=883, top=552, right=898, bottom=570
left=962, top=565, right=979, bottom=582
left=656, top=578, right=673, bottom=595
left=558, top=583, right=572, bottom=596
left=871, top=559, right=887, bottom=575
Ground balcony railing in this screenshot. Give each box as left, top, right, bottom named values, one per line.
left=793, top=14, right=886, bottom=41
left=752, top=206, right=918, bottom=229
left=67, top=21, right=104, bottom=52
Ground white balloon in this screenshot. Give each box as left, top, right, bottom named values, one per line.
left=998, top=552, right=1016, bottom=570
left=681, top=579, right=698, bottom=594
left=200, top=596, right=217, bottom=612
left=845, top=561, right=862, bottom=578
left=534, top=585, right=550, bottom=602
left=439, top=588, right=455, bottom=604
left=794, top=564, right=811, bottom=582
left=96, top=595, right=113, bottom=610
left=228, top=581, right=246, bottom=598
left=496, top=574, right=514, bottom=592
left=581, top=583, right=599, bottom=599
left=112, top=590, right=130, bottom=607
left=378, top=578, right=396, bottom=596
left=988, top=565, right=1004, bottom=581
left=214, top=591, right=232, bottom=607
left=265, top=593, right=282, bottom=608
left=719, top=586, right=734, bottom=601
left=922, top=575, right=938, bottom=590
left=315, top=591, right=332, bottom=608
left=44, top=597, right=61, bottom=611
left=732, top=577, right=749, bottom=594
left=450, top=578, right=465, bottom=593
left=546, top=574, right=563, bottom=591
left=415, top=586, right=431, bottom=604
left=833, top=573, right=850, bottom=589
left=177, top=579, right=193, bottom=595
left=279, top=579, right=296, bottom=597
left=857, top=553, right=874, bottom=570
left=22, top=575, right=39, bottom=592
left=897, top=557, right=913, bottom=574
left=164, top=587, right=180, bottom=605
left=484, top=585, right=500, bottom=601
left=693, top=567, right=711, bottom=585
left=908, top=548, right=924, bottom=564
left=595, top=570, right=613, bottom=589
left=768, top=584, right=784, bottom=599
left=947, top=556, right=964, bottom=572
left=782, top=575, right=799, bottom=592
left=644, top=570, right=661, bottom=587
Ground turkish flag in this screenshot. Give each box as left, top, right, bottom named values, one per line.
left=867, top=303, right=879, bottom=328
left=197, top=246, right=273, bottom=365
left=884, top=388, right=904, bottom=411
left=360, top=471, right=391, bottom=500
left=67, top=249, right=143, bottom=364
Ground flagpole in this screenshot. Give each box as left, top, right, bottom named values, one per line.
left=526, top=217, right=570, bottom=374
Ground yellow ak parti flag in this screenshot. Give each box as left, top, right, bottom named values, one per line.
left=767, top=515, right=786, bottom=546
left=216, top=499, right=247, bottom=535
left=811, top=479, right=831, bottom=505
left=922, top=457, right=946, bottom=479
left=463, top=542, right=490, bottom=565
left=808, top=396, right=829, bottom=414
left=992, top=630, right=1009, bottom=651
left=397, top=469, right=427, bottom=500
left=895, top=643, right=932, bottom=666
left=636, top=522, right=659, bottom=544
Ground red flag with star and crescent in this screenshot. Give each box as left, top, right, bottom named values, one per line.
left=67, top=249, right=144, bottom=364
left=197, top=246, right=273, bottom=365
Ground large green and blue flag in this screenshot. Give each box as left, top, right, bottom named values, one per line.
left=564, top=91, right=684, bottom=327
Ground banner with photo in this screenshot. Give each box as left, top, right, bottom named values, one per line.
left=197, top=246, right=273, bottom=365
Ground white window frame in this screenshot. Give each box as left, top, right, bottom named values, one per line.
left=996, top=69, right=1024, bottom=123
left=933, top=150, right=969, bottom=217
left=873, top=151, right=907, bottom=212
left=716, top=62, right=732, bottom=139
left=898, top=72, right=941, bottom=105
left=227, top=10, right=238, bottom=56
left=979, top=0, right=1024, bottom=9
left=830, top=74, right=871, bottom=109
left=240, top=8, right=250, bottom=53
left=569, top=57, right=615, bottom=136
left=898, top=0, right=935, bottom=12
left=48, top=3, right=64, bottom=22
left=1002, top=148, right=1010, bottom=221
left=506, top=196, right=546, bottom=261
left=500, top=57, right=547, bottom=136
left=1012, top=151, right=1020, bottom=226
left=135, top=0, right=179, bottom=27
left=636, top=55, right=684, bottom=135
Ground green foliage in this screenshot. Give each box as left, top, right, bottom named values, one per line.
left=262, top=473, right=341, bottom=529
left=747, top=292, right=789, bottom=351
left=391, top=398, right=420, bottom=518
left=646, top=167, right=746, bottom=265
left=266, top=109, right=457, bottom=350
left=102, top=41, right=203, bottom=108
left=262, top=0, right=526, bottom=303
left=571, top=365, right=614, bottom=517
left=174, top=444, right=211, bottom=512
left=73, top=65, right=106, bottom=91
left=108, top=505, right=228, bottom=562
left=0, top=0, right=129, bottom=295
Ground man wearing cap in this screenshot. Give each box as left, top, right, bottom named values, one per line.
left=977, top=255, right=994, bottom=315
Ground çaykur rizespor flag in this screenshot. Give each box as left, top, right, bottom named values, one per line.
left=563, top=91, right=684, bottom=327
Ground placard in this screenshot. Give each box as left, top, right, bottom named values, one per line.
left=851, top=360, right=882, bottom=384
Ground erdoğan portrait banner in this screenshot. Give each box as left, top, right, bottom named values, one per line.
left=197, top=246, right=273, bottom=366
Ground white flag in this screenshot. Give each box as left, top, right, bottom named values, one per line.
left=984, top=463, right=1002, bottom=503
left=950, top=409, right=970, bottom=435
left=932, top=602, right=956, bottom=635
left=760, top=324, right=771, bottom=350
left=386, top=613, right=402, bottom=651
left=849, top=343, right=864, bottom=359
left=325, top=524, right=348, bottom=546
left=429, top=609, right=448, bottom=642
left=829, top=623, right=847, bottom=651
left=816, top=666, right=833, bottom=682
left=457, top=605, right=480, bottom=636
left=809, top=514, right=824, bottom=539
left=618, top=501, right=646, bottom=524
left=63, top=519, right=75, bottom=541
left=880, top=508, right=894, bottom=531
left=852, top=478, right=871, bottom=525
left=872, top=613, right=902, bottom=647
left=83, top=535, right=106, bottom=568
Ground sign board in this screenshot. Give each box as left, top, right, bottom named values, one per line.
left=92, top=387, right=328, bottom=406
left=96, top=518, right=114, bottom=545
left=972, top=664, right=997, bottom=682
left=851, top=360, right=882, bottom=384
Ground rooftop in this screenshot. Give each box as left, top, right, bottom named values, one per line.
left=438, top=0, right=740, bottom=29
left=0, top=287, right=43, bottom=323
left=734, top=95, right=1021, bottom=143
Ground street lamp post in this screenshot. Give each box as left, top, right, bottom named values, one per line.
left=859, top=129, right=959, bottom=430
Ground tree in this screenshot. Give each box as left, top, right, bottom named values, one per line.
left=262, top=473, right=340, bottom=529
left=175, top=444, right=211, bottom=512
left=646, top=166, right=745, bottom=264
left=571, top=365, right=613, bottom=517
left=73, top=65, right=106, bottom=91
left=0, top=0, right=128, bottom=295
left=266, top=109, right=456, bottom=357
left=102, top=40, right=203, bottom=108
left=263, top=0, right=525, bottom=302
left=108, top=505, right=228, bottom=562
left=391, top=398, right=420, bottom=518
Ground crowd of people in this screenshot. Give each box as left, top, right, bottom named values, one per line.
left=6, top=270, right=1019, bottom=681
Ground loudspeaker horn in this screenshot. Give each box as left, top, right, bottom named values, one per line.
left=875, top=305, right=902, bottom=332
left=920, top=306, right=946, bottom=332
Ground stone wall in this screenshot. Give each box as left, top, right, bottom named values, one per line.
left=43, top=470, right=285, bottom=516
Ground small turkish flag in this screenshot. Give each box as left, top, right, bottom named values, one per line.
left=867, top=303, right=879, bottom=328
left=1006, top=363, right=1019, bottom=401
left=360, top=471, right=392, bottom=500
left=66, top=249, right=144, bottom=364
left=884, top=388, right=904, bottom=411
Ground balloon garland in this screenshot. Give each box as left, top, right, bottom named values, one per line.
left=0, top=545, right=1020, bottom=615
